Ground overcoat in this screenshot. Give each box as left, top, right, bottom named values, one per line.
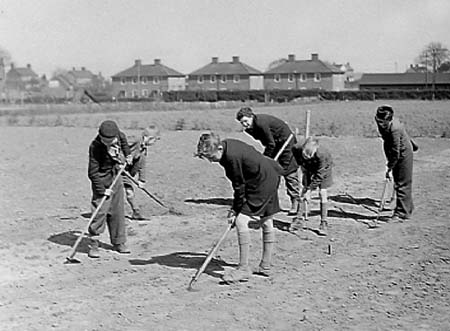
left=245, top=114, right=298, bottom=175
left=219, top=139, right=283, bottom=216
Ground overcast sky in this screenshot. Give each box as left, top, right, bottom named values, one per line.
left=0, top=0, right=449, bottom=78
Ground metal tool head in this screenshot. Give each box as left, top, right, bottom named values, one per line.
left=64, top=257, right=81, bottom=264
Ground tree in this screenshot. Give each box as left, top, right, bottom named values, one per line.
left=267, top=58, right=287, bottom=71
left=416, top=42, right=449, bottom=73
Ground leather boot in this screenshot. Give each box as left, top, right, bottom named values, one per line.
left=88, top=237, right=100, bottom=258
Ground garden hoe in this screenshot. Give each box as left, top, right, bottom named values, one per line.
left=65, top=164, right=126, bottom=264
left=373, top=177, right=392, bottom=226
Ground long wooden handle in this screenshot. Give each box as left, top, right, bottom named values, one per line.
left=122, top=170, right=167, bottom=208
left=274, top=133, right=294, bottom=161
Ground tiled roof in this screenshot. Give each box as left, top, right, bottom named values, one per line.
left=265, top=59, right=342, bottom=74
left=13, top=67, right=38, bottom=77
left=113, top=62, right=184, bottom=78
left=359, top=73, right=450, bottom=85
left=68, top=69, right=95, bottom=79
left=189, top=58, right=262, bottom=76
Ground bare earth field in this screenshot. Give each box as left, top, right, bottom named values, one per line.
left=1, top=124, right=450, bottom=330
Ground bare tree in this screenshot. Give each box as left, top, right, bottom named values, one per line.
left=267, top=58, right=287, bottom=71
left=416, top=42, right=449, bottom=73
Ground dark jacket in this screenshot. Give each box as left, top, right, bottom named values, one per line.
left=88, top=131, right=131, bottom=195
left=377, top=118, right=413, bottom=170
left=219, top=139, right=283, bottom=214
left=245, top=114, right=298, bottom=174
left=292, top=145, right=333, bottom=190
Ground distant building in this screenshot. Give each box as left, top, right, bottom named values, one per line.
left=187, top=56, right=264, bottom=90
left=405, top=64, right=427, bottom=73
left=264, top=54, right=345, bottom=91
left=111, top=59, right=185, bottom=99
left=4, top=63, right=43, bottom=100
left=359, top=73, right=450, bottom=90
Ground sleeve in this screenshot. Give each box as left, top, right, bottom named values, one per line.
left=119, top=131, right=131, bottom=157
left=260, top=125, right=276, bottom=158
left=385, top=128, right=401, bottom=170
left=224, top=158, right=246, bottom=214
left=87, top=144, right=105, bottom=195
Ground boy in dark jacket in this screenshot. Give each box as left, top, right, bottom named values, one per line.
left=375, top=105, right=416, bottom=221
left=236, top=107, right=300, bottom=215
left=195, top=132, right=283, bottom=283
left=123, top=125, right=160, bottom=220
left=87, top=120, right=132, bottom=258
left=292, top=137, right=333, bottom=236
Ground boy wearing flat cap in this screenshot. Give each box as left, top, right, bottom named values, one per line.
left=87, top=120, right=132, bottom=258
left=122, top=125, right=161, bottom=220
left=195, top=132, right=283, bottom=283
left=375, top=105, right=417, bottom=222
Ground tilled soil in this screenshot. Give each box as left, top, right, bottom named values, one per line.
left=0, top=127, right=449, bottom=330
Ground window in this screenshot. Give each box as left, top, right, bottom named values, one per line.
left=198, top=75, right=204, bottom=84
left=314, top=73, right=321, bottom=82
left=132, top=77, right=138, bottom=84
left=233, top=75, right=240, bottom=83
left=153, top=76, right=160, bottom=84
left=132, top=90, right=139, bottom=98
left=288, top=74, right=294, bottom=82
left=300, top=74, right=306, bottom=82
left=274, top=74, right=281, bottom=82
left=142, top=89, right=148, bottom=97
left=210, top=75, right=216, bottom=83
left=120, top=78, right=126, bottom=85
left=141, top=77, right=148, bottom=84
left=221, top=75, right=227, bottom=83
left=118, top=90, right=126, bottom=98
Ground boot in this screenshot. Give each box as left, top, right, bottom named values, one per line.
left=287, top=199, right=299, bottom=216
left=254, top=264, right=271, bottom=277
left=88, top=237, right=100, bottom=258
left=317, top=202, right=328, bottom=236
left=222, top=265, right=252, bottom=283
left=113, top=243, right=131, bottom=254
left=290, top=216, right=305, bottom=232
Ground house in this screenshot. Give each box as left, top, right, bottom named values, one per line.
left=405, top=64, right=427, bottom=73
left=359, top=73, right=450, bottom=90
left=264, top=54, right=345, bottom=91
left=111, top=59, right=185, bottom=99
left=187, top=56, right=264, bottom=91
left=4, top=63, right=43, bottom=100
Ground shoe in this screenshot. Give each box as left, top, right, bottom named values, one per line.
left=254, top=265, right=271, bottom=277
left=88, top=239, right=100, bottom=258
left=317, top=220, right=328, bottom=236
left=113, top=243, right=131, bottom=254
left=222, top=266, right=251, bottom=283
left=391, top=215, right=409, bottom=223
left=132, top=210, right=146, bottom=220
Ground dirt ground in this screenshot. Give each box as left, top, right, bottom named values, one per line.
left=0, top=126, right=449, bottom=331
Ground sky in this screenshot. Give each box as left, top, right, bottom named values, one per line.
left=0, top=0, right=449, bottom=78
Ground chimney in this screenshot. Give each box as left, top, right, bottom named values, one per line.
left=27, top=63, right=31, bottom=69
left=11, top=63, right=15, bottom=69
left=135, top=59, right=142, bottom=66
left=81, top=66, right=86, bottom=71
left=311, top=53, right=319, bottom=61
left=154, top=59, right=161, bottom=65
left=288, top=54, right=296, bottom=62
left=232, top=56, right=239, bottom=63
left=72, top=67, right=76, bottom=71
left=212, top=57, right=218, bottom=64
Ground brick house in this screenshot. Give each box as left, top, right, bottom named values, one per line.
left=111, top=59, right=185, bottom=99
left=264, top=54, right=345, bottom=91
left=4, top=63, right=43, bottom=99
left=359, top=73, right=450, bottom=90
left=187, top=56, right=264, bottom=91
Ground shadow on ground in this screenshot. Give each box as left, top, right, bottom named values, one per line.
left=184, top=197, right=233, bottom=206
left=129, top=251, right=236, bottom=279
left=47, top=231, right=113, bottom=253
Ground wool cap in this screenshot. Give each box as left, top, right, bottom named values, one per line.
left=376, top=105, right=394, bottom=121
left=99, top=120, right=119, bottom=138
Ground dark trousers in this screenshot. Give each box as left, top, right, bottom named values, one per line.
left=284, top=170, right=300, bottom=201
left=392, top=153, right=414, bottom=218
left=89, top=178, right=126, bottom=245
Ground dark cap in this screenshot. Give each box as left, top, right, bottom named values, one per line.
left=375, top=105, right=394, bottom=121
left=99, top=120, right=119, bottom=138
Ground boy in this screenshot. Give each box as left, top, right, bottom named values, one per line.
left=236, top=107, right=300, bottom=215
left=87, top=120, right=132, bottom=258
left=291, top=137, right=333, bottom=236
left=375, top=105, right=416, bottom=222
left=195, top=132, right=283, bottom=283
left=123, top=125, right=160, bottom=220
